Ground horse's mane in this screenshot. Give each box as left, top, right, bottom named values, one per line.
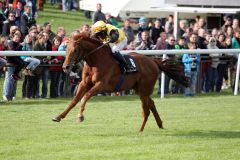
left=72, top=33, right=105, bottom=46
left=71, top=33, right=112, bottom=57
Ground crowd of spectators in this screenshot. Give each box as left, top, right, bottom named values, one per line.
left=0, top=2, right=240, bottom=101
left=121, top=14, right=240, bottom=96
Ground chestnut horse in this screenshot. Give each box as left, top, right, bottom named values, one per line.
left=52, top=33, right=188, bottom=132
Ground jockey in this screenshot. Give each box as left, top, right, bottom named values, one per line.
left=92, top=20, right=132, bottom=72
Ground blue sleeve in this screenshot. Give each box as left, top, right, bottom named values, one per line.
left=182, top=54, right=192, bottom=63
left=58, top=44, right=66, bottom=51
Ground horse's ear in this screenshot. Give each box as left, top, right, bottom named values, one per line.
left=80, top=32, right=89, bottom=38
left=72, top=34, right=81, bottom=41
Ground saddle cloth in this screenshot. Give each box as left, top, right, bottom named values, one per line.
left=122, top=55, right=137, bottom=74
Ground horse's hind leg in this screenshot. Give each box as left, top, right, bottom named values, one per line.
left=52, top=82, right=90, bottom=122
left=77, top=81, right=103, bottom=122
left=139, top=96, right=150, bottom=132
left=148, top=97, right=163, bottom=129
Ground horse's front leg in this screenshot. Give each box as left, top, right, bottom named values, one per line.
left=77, top=81, right=103, bottom=122
left=52, top=82, right=90, bottom=122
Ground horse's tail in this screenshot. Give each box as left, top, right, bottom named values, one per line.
left=153, top=57, right=189, bottom=87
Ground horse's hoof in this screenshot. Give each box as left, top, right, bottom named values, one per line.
left=159, top=125, right=164, bottom=129
left=52, top=117, right=61, bottom=122
left=77, top=116, right=84, bottom=123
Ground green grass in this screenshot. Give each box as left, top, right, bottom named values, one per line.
left=0, top=94, right=240, bottom=160
left=37, top=3, right=92, bottom=35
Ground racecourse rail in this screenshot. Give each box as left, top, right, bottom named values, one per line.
left=1, top=49, right=240, bottom=97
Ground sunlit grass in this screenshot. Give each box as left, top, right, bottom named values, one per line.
left=37, top=3, right=92, bottom=36
left=0, top=94, right=240, bottom=160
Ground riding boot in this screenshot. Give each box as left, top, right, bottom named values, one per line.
left=113, top=51, right=131, bottom=70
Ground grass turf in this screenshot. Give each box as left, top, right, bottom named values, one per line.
left=37, top=3, right=92, bottom=36
left=0, top=94, right=240, bottom=160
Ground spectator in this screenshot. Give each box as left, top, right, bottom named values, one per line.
left=182, top=42, right=200, bottom=96
left=221, top=16, right=232, bottom=32
left=92, top=3, right=105, bottom=24
left=83, top=10, right=91, bottom=19
left=20, top=5, right=36, bottom=37
left=216, top=33, right=230, bottom=92
left=21, top=34, right=40, bottom=76
left=226, top=26, right=234, bottom=38
left=198, top=18, right=206, bottom=29
left=105, top=13, right=119, bottom=27
left=2, top=11, right=16, bottom=36
left=49, top=36, right=64, bottom=98
left=2, top=31, right=23, bottom=101
left=232, top=29, right=240, bottom=49
left=150, top=19, right=164, bottom=44
left=79, top=24, right=90, bottom=36
left=56, top=26, right=66, bottom=39
left=197, top=28, right=211, bottom=93
left=43, top=31, right=53, bottom=51
left=188, top=33, right=198, bottom=47
left=7, top=32, right=24, bottom=80
left=135, top=30, right=155, bottom=50
left=33, top=32, right=49, bottom=98
left=136, top=17, right=150, bottom=42
left=58, top=36, right=69, bottom=97
left=28, top=26, right=38, bottom=43
left=0, top=35, right=8, bottom=78
left=156, top=32, right=167, bottom=50
left=0, top=1, right=7, bottom=34
left=193, top=22, right=200, bottom=33
left=62, top=0, right=71, bottom=11
left=175, top=37, right=186, bottom=50
left=208, top=37, right=220, bottom=92
left=13, top=1, right=24, bottom=28
left=155, top=32, right=168, bottom=95
left=165, top=15, right=174, bottom=35
left=164, top=35, right=176, bottom=94
left=231, top=29, right=240, bottom=91
left=21, top=33, right=39, bottom=99
left=182, top=28, right=193, bottom=41
left=36, top=24, right=43, bottom=33
left=232, top=18, right=240, bottom=32
left=43, top=22, right=56, bottom=43
left=177, top=20, right=187, bottom=38
left=122, top=19, right=135, bottom=44
left=211, top=28, right=221, bottom=48
left=197, top=28, right=207, bottom=49
left=173, top=37, right=186, bottom=94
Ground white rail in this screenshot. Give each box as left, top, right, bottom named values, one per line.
left=1, top=49, right=239, bottom=97
left=1, top=49, right=240, bottom=56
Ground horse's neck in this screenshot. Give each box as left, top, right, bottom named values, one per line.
left=84, top=45, right=115, bottom=67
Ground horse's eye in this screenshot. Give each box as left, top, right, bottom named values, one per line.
left=74, top=48, right=78, bottom=53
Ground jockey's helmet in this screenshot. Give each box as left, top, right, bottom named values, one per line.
left=92, top=21, right=107, bottom=34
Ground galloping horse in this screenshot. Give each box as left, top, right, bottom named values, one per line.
left=52, top=33, right=188, bottom=131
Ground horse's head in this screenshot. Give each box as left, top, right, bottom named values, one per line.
left=62, top=33, right=109, bottom=73
left=62, top=34, right=85, bottom=73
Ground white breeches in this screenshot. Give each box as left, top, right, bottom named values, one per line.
left=111, top=37, right=128, bottom=53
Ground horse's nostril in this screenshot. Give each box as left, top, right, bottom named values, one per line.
left=63, top=65, right=70, bottom=70
left=66, top=66, right=70, bottom=70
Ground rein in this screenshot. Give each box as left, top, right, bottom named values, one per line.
left=83, top=42, right=109, bottom=59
